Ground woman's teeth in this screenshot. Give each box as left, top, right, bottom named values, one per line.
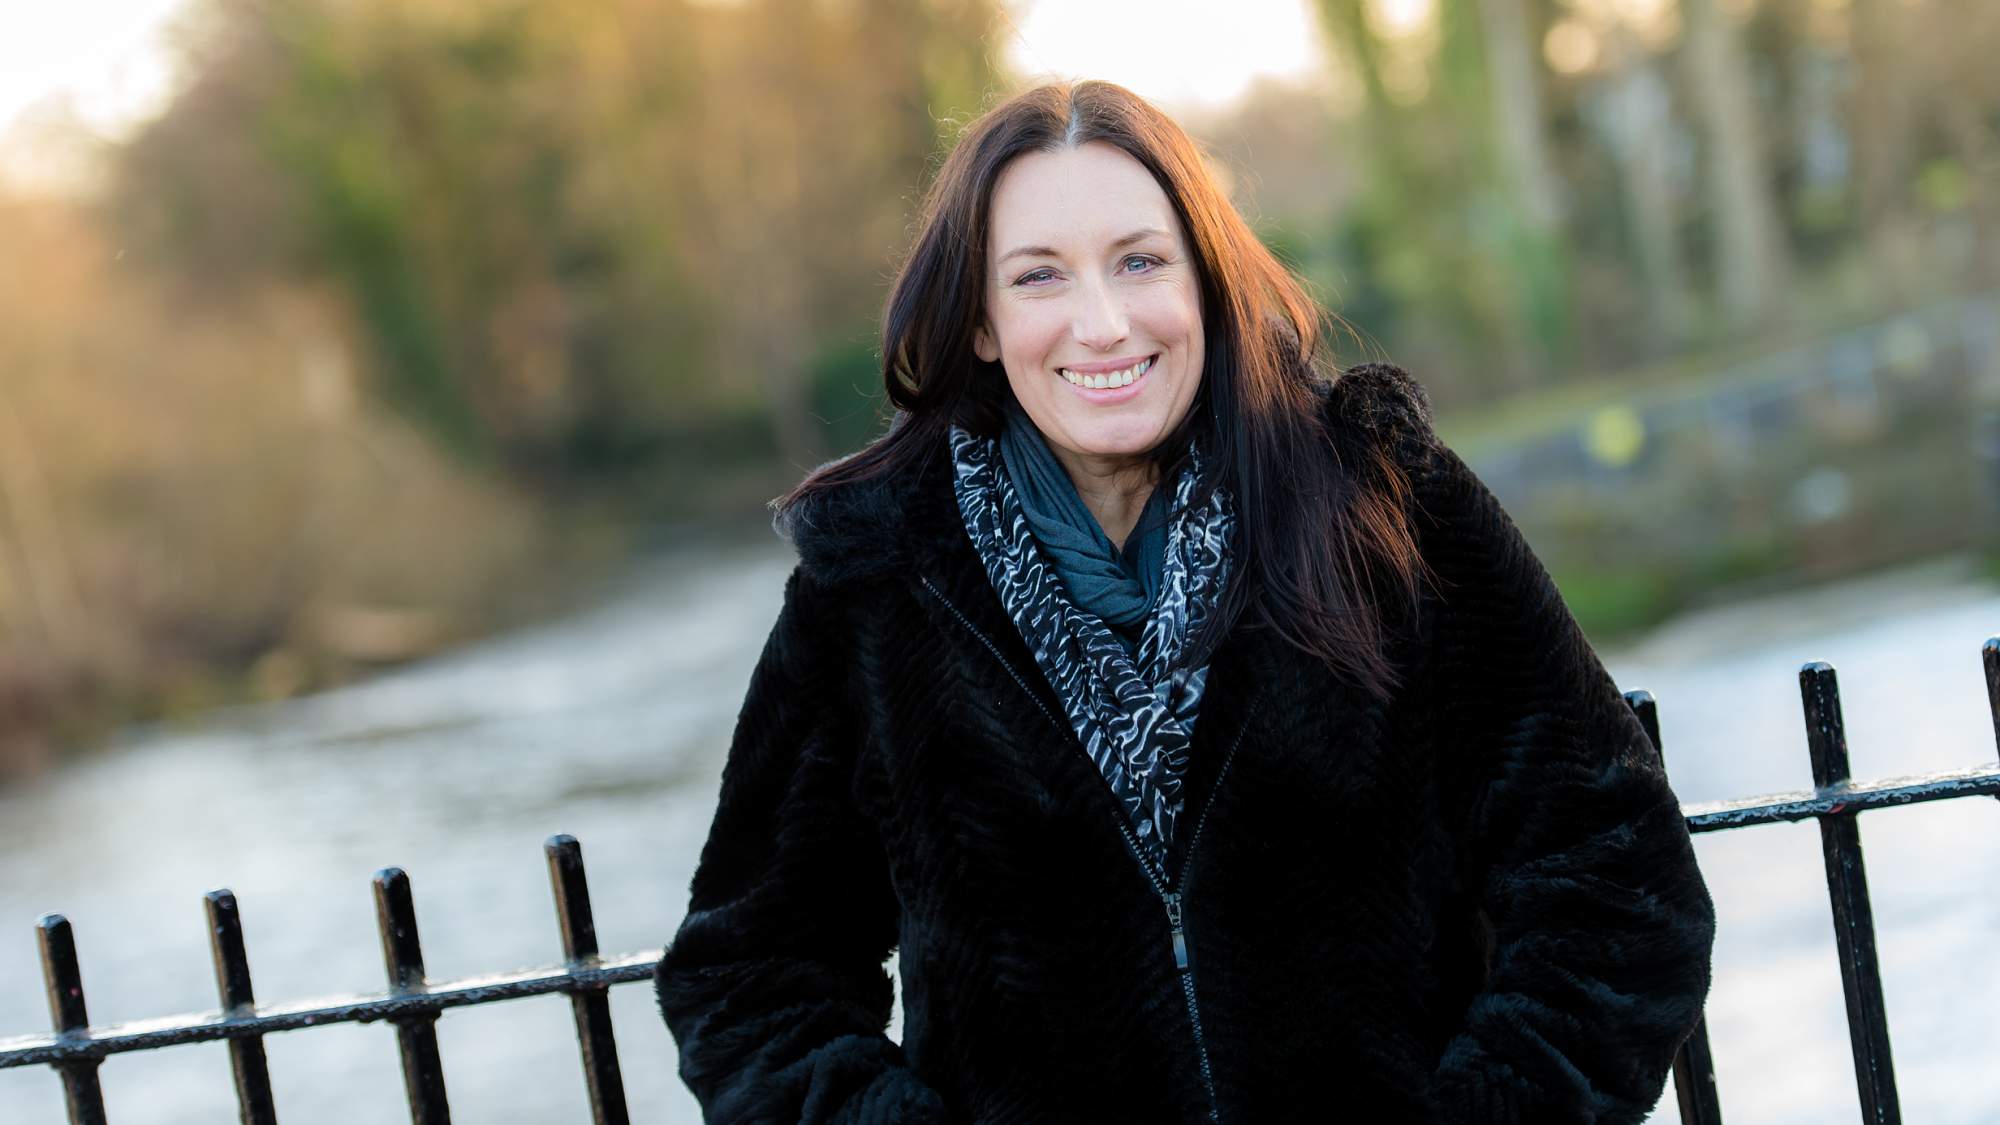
left=1060, top=355, right=1153, bottom=389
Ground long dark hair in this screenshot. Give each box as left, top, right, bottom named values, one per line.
left=778, top=80, right=1422, bottom=701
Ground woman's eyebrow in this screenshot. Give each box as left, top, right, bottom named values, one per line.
left=996, top=227, right=1173, bottom=266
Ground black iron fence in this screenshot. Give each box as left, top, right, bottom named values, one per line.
left=6, top=646, right=2000, bottom=1125
left=1626, top=644, right=2000, bottom=1125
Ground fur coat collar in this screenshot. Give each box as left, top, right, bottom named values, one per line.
left=657, top=363, right=1716, bottom=1124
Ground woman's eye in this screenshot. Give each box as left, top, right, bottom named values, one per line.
left=1122, top=254, right=1161, bottom=273
left=1015, top=268, right=1056, bottom=286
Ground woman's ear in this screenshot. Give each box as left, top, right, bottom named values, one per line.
left=973, top=321, right=999, bottom=364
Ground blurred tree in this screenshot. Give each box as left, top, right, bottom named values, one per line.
left=1312, top=0, right=1572, bottom=395
left=114, top=0, right=1000, bottom=494
left=1848, top=0, right=1922, bottom=292
left=1586, top=25, right=1695, bottom=352
left=1477, top=0, right=1565, bottom=230
left=669, top=0, right=1002, bottom=471
left=1679, top=0, right=1793, bottom=329
left=1903, top=0, right=2000, bottom=291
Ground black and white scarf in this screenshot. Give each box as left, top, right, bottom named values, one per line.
left=946, top=425, right=1236, bottom=877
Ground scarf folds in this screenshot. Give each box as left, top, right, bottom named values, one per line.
left=946, top=424, right=1236, bottom=876
left=996, top=398, right=1170, bottom=635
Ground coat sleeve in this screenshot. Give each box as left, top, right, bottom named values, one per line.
left=655, top=565, right=947, bottom=1123
left=1416, top=442, right=1717, bottom=1125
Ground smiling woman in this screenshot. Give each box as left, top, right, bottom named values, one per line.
left=654, top=80, right=1716, bottom=1124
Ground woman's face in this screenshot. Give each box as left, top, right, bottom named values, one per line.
left=973, top=141, right=1205, bottom=473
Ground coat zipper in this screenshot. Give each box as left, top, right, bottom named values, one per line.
left=918, top=573, right=1246, bottom=1122
left=1160, top=727, right=1247, bottom=1125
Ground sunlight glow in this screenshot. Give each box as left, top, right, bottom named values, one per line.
left=0, top=0, right=187, bottom=139
left=1001, top=0, right=1330, bottom=113
left=1366, top=0, right=1436, bottom=40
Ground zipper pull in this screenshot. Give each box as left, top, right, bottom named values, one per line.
left=1163, top=892, right=1191, bottom=971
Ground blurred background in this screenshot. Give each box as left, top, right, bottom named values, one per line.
left=1, top=1, right=1996, bottom=1123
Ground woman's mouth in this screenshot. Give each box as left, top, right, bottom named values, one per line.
left=1057, top=354, right=1156, bottom=398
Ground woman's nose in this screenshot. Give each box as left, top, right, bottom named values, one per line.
left=1069, top=277, right=1129, bottom=349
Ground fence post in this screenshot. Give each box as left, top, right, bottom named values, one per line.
left=546, top=835, right=630, bottom=1125
left=374, top=868, right=451, bottom=1125
left=205, top=890, right=278, bottom=1125
left=1798, top=662, right=1900, bottom=1124
left=1626, top=690, right=1725, bottom=1125
left=36, top=914, right=106, bottom=1125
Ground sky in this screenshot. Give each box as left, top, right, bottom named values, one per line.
left=0, top=0, right=187, bottom=139
left=999, top=0, right=1330, bottom=112
left=0, top=0, right=1333, bottom=155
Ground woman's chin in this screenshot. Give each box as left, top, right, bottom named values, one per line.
left=1051, top=419, right=1175, bottom=462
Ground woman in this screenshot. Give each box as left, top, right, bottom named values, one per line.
left=656, top=80, right=1715, bottom=1124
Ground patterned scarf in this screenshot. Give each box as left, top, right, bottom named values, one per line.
left=947, top=424, right=1236, bottom=877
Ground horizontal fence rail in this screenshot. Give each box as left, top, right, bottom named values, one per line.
left=7, top=643, right=2000, bottom=1125
left=0, top=952, right=660, bottom=1068
left=1680, top=761, right=2000, bottom=831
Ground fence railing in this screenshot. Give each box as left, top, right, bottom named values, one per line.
left=6, top=646, right=2000, bottom=1125
left=1626, top=642, right=2000, bottom=1125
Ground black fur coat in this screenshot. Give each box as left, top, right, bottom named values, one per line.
left=655, top=364, right=1717, bottom=1124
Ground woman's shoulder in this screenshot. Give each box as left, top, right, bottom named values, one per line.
left=1317, top=361, right=1445, bottom=480
left=772, top=439, right=948, bottom=589
left=1321, top=361, right=1432, bottom=432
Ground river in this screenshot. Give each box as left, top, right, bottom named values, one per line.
left=3, top=546, right=1996, bottom=1123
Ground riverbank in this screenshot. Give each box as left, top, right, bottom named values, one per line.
left=1440, top=295, right=2000, bottom=640
left=0, top=195, right=816, bottom=780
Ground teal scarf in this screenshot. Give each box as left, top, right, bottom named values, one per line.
left=997, top=398, right=1170, bottom=641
